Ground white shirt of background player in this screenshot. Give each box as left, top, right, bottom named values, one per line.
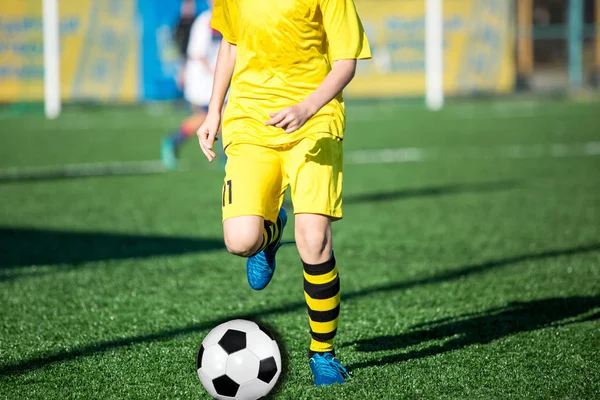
left=184, top=10, right=220, bottom=108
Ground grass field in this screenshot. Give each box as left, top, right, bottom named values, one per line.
left=1, top=98, right=599, bottom=399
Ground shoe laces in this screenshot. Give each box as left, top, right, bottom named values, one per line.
left=312, top=353, right=351, bottom=380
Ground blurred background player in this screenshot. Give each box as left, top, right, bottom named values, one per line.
left=161, top=0, right=224, bottom=170
left=174, top=0, right=197, bottom=65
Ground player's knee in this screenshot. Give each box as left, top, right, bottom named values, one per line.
left=224, top=231, right=261, bottom=257
left=223, top=216, right=264, bottom=257
left=295, top=228, right=329, bottom=261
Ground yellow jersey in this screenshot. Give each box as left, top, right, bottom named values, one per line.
left=211, top=0, right=371, bottom=147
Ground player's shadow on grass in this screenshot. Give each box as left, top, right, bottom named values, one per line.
left=343, top=295, right=600, bottom=372
left=282, top=179, right=519, bottom=209
left=0, top=227, right=224, bottom=275
left=343, top=180, right=519, bottom=205
left=1, top=242, right=599, bottom=377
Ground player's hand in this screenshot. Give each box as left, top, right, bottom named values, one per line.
left=197, top=112, right=221, bottom=163
left=265, top=102, right=315, bottom=134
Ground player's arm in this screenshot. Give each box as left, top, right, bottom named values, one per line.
left=266, top=0, right=370, bottom=133
left=304, top=59, right=357, bottom=112
left=198, top=38, right=237, bottom=162
left=207, top=39, right=236, bottom=114
left=265, top=60, right=357, bottom=133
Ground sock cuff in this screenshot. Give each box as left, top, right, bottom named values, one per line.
left=308, top=349, right=336, bottom=359
left=302, top=254, right=336, bottom=275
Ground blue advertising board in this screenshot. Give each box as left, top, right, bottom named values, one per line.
left=138, top=0, right=208, bottom=100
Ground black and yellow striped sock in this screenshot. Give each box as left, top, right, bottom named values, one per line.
left=303, top=255, right=340, bottom=357
left=249, top=217, right=282, bottom=257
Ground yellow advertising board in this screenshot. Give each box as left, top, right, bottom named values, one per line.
left=0, top=0, right=515, bottom=102
left=0, top=0, right=138, bottom=102
left=348, top=0, right=515, bottom=97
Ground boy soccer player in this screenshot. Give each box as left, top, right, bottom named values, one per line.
left=197, top=0, right=371, bottom=386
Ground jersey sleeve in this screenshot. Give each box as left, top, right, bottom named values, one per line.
left=319, top=0, right=371, bottom=61
left=211, top=0, right=238, bottom=45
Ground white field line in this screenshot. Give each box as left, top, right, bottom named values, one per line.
left=0, top=160, right=169, bottom=180
left=345, top=142, right=600, bottom=164
left=346, top=148, right=425, bottom=164
left=0, top=142, right=598, bottom=180
left=346, top=99, right=559, bottom=121
left=347, top=99, right=598, bottom=122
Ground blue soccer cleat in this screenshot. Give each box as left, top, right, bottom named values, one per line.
left=309, top=352, right=350, bottom=386
left=161, top=137, right=179, bottom=171
left=246, top=208, right=287, bottom=290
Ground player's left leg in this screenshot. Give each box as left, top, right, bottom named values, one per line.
left=296, top=214, right=348, bottom=386
left=284, top=133, right=349, bottom=385
left=295, top=214, right=336, bottom=342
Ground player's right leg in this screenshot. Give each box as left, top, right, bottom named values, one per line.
left=221, top=143, right=287, bottom=289
left=283, top=133, right=348, bottom=385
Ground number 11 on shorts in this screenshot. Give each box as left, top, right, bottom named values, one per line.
left=222, top=180, right=232, bottom=206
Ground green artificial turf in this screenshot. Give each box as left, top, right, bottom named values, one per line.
left=0, top=97, right=599, bottom=399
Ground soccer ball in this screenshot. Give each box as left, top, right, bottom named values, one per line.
left=196, top=319, right=282, bottom=400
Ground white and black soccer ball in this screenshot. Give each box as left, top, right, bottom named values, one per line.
left=196, top=319, right=282, bottom=400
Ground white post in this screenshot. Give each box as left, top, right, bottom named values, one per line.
left=425, top=0, right=444, bottom=111
left=43, top=0, right=61, bottom=119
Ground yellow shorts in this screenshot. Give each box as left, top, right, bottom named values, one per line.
left=221, top=133, right=343, bottom=224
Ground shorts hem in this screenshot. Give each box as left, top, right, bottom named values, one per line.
left=222, top=211, right=278, bottom=224
left=293, top=209, right=343, bottom=221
